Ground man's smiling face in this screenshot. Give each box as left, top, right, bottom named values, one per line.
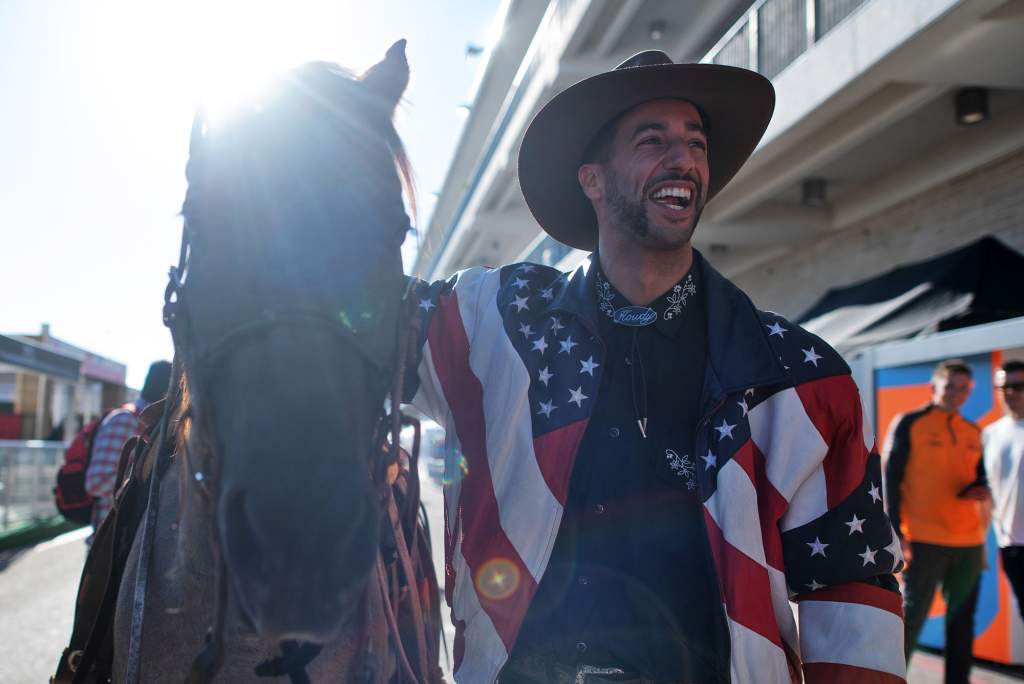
left=584, top=98, right=710, bottom=251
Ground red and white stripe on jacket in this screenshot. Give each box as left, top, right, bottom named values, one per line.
left=409, top=264, right=905, bottom=684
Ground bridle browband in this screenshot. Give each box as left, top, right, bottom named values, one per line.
left=162, top=224, right=397, bottom=379
left=121, top=211, right=429, bottom=683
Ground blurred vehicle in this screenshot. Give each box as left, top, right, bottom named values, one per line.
left=402, top=419, right=446, bottom=485
left=421, top=421, right=446, bottom=485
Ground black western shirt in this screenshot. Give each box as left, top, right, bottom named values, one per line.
left=511, top=263, right=731, bottom=683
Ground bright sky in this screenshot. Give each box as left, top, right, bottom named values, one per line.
left=0, top=0, right=500, bottom=387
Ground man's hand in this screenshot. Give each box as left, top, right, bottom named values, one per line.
left=959, top=484, right=991, bottom=502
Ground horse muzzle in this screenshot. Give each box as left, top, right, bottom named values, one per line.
left=219, top=486, right=380, bottom=642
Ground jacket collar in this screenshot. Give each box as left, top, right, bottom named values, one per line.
left=548, top=249, right=788, bottom=394
left=549, top=254, right=601, bottom=333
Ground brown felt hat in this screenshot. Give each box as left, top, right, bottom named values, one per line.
left=518, top=51, right=775, bottom=251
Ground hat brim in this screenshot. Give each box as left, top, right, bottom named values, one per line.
left=518, top=63, right=775, bottom=251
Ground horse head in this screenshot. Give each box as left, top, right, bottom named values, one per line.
left=173, top=41, right=412, bottom=643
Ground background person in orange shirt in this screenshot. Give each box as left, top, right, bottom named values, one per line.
left=885, top=359, right=990, bottom=684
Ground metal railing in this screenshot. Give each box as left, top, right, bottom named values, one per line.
left=520, top=233, right=575, bottom=267
left=706, top=0, right=868, bottom=78
left=0, top=440, right=65, bottom=531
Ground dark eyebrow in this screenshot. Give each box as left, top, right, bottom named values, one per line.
left=630, top=120, right=706, bottom=141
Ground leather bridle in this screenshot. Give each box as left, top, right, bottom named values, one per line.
left=121, top=216, right=430, bottom=684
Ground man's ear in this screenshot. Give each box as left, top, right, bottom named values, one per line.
left=578, top=163, right=604, bottom=202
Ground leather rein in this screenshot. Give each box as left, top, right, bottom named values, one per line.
left=120, top=222, right=434, bottom=684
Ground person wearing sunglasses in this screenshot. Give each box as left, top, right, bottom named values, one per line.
left=984, top=359, right=1024, bottom=619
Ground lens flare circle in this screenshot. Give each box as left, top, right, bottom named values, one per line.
left=475, top=558, right=520, bottom=601
left=441, top=452, right=469, bottom=486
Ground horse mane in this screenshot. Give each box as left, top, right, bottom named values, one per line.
left=389, top=126, right=416, bottom=226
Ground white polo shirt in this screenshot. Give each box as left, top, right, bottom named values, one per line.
left=984, top=415, right=1024, bottom=547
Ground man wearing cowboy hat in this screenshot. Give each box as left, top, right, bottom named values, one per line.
left=407, top=52, right=905, bottom=683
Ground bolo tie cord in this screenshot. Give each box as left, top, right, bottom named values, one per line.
left=630, top=328, right=649, bottom=439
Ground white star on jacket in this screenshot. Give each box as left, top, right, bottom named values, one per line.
left=537, top=400, right=556, bottom=418
left=845, top=514, right=866, bottom=535
left=884, top=535, right=904, bottom=571
left=559, top=336, right=578, bottom=355
left=419, top=298, right=435, bottom=312
left=579, top=356, right=599, bottom=376
left=568, top=386, right=588, bottom=407
left=531, top=337, right=548, bottom=354
left=807, top=537, right=829, bottom=557
left=715, top=419, right=735, bottom=440
left=538, top=366, right=553, bottom=385
left=550, top=317, right=565, bottom=333
left=766, top=321, right=787, bottom=338
left=512, top=277, right=529, bottom=289
left=702, top=449, right=717, bottom=470
left=512, top=295, right=529, bottom=312
left=519, top=323, right=533, bottom=338
left=802, top=347, right=822, bottom=367
left=858, top=546, right=878, bottom=567
left=868, top=482, right=882, bottom=503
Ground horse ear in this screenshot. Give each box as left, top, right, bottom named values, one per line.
left=361, top=39, right=409, bottom=115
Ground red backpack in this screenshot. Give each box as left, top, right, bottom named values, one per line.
left=53, top=410, right=117, bottom=525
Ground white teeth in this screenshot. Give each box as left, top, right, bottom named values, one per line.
left=651, top=186, right=692, bottom=200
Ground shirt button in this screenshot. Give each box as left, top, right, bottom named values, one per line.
left=577, top=575, right=590, bottom=586
left=576, top=641, right=588, bottom=654
left=593, top=504, right=605, bottom=515
left=608, top=427, right=620, bottom=438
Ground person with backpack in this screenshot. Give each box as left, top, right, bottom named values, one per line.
left=84, top=360, right=171, bottom=536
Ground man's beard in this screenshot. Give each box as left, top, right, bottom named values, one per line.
left=606, top=169, right=704, bottom=247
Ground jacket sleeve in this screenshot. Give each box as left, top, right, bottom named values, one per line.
left=883, top=413, right=913, bottom=538
left=401, top=267, right=496, bottom=424
left=781, top=375, right=906, bottom=683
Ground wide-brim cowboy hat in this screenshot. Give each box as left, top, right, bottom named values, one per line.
left=518, top=50, right=775, bottom=251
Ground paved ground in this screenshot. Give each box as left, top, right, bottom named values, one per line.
left=909, top=650, right=1024, bottom=683
left=0, top=525, right=89, bottom=684
left=2, top=479, right=1022, bottom=684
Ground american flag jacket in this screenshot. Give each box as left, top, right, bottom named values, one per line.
left=407, top=251, right=905, bottom=684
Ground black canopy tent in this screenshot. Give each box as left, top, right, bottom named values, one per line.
left=797, top=237, right=1024, bottom=355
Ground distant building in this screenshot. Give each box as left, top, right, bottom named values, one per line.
left=0, top=324, right=133, bottom=440
left=418, top=0, right=1024, bottom=323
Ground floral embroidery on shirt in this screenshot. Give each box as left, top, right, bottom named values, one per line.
left=666, top=448, right=697, bottom=490
left=664, top=274, right=697, bottom=320
left=596, top=275, right=616, bottom=320
left=596, top=269, right=697, bottom=322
